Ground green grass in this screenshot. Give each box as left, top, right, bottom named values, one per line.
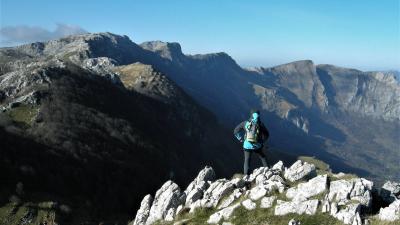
left=369, top=217, right=400, bottom=225
left=230, top=203, right=344, bottom=225
left=0, top=202, right=57, bottom=225
left=153, top=207, right=215, bottom=225
left=6, top=104, right=39, bottom=126
left=298, top=156, right=358, bottom=181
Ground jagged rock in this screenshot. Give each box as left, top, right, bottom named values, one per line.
left=272, top=160, right=284, bottom=174
left=230, top=177, right=245, bottom=189
left=249, top=167, right=270, bottom=183
left=286, top=174, right=327, bottom=201
left=328, top=178, right=373, bottom=207
left=332, top=203, right=360, bottom=225
left=260, top=196, right=276, bottom=209
left=274, top=199, right=319, bottom=216
left=242, top=199, right=257, bottom=210
left=380, top=181, right=400, bottom=203
left=146, top=181, right=182, bottom=225
left=330, top=202, right=338, bottom=216
left=200, top=179, right=235, bottom=208
left=249, top=186, right=267, bottom=201
left=378, top=199, right=400, bottom=221
left=207, top=203, right=240, bottom=224
left=184, top=166, right=216, bottom=206
left=284, top=160, right=316, bottom=182
left=165, top=208, right=176, bottom=221
left=288, top=218, right=301, bottom=225
left=352, top=213, right=362, bottom=225
left=321, top=199, right=330, bottom=213
left=132, top=194, right=153, bottom=225
left=218, top=188, right=244, bottom=209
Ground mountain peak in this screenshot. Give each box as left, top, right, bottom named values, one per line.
left=140, top=41, right=184, bottom=60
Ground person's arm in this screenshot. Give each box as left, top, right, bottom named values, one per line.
left=233, top=121, right=246, bottom=142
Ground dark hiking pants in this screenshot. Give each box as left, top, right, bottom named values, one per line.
left=243, top=148, right=268, bottom=175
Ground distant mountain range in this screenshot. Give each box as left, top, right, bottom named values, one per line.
left=0, top=32, right=398, bottom=224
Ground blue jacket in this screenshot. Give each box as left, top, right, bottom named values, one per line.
left=233, top=119, right=269, bottom=150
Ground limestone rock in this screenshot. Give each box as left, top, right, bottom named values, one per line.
left=242, top=199, right=257, bottom=210
left=200, top=179, right=235, bottom=208
left=249, top=186, right=267, bottom=201
left=332, top=203, right=360, bottom=225
left=132, top=194, right=153, bottom=225
left=274, top=199, right=319, bottom=216
left=146, top=181, right=182, bottom=225
left=207, top=203, right=240, bottom=224
left=328, top=178, right=373, bottom=207
left=378, top=199, right=400, bottom=221
left=286, top=174, right=327, bottom=201
left=380, top=181, right=400, bottom=203
left=284, top=160, right=316, bottom=182
left=218, top=188, right=243, bottom=209
left=260, top=196, right=276, bottom=209
left=184, top=166, right=216, bottom=206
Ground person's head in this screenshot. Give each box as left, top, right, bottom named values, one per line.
left=250, top=109, right=260, bottom=122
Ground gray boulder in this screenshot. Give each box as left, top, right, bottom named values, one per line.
left=146, top=181, right=182, bottom=225
left=284, top=160, right=316, bottom=182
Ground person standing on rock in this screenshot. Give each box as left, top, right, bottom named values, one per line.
left=234, top=110, right=269, bottom=176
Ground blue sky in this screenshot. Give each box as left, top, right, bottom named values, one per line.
left=1, top=0, right=399, bottom=70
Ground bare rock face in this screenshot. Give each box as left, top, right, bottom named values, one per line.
left=379, top=199, right=400, bottom=221
left=284, top=160, right=316, bottom=182
left=131, top=195, right=153, bottom=225
left=274, top=199, right=319, bottom=216
left=241, top=199, right=256, bottom=210
left=207, top=203, right=240, bottom=224
left=145, top=181, right=182, bottom=225
left=286, top=174, right=327, bottom=201
left=184, top=166, right=216, bottom=207
left=328, top=178, right=373, bottom=207
left=260, top=196, right=276, bottom=209
left=380, top=181, right=400, bottom=204
left=332, top=203, right=361, bottom=225
left=200, top=179, right=236, bottom=208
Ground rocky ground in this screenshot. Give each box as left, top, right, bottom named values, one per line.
left=132, top=159, right=400, bottom=225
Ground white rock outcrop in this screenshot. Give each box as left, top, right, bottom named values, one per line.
left=132, top=194, right=153, bottom=225
left=379, top=199, right=400, bottom=221
left=242, top=199, right=256, bottom=210
left=145, top=181, right=182, bottom=225
left=284, top=160, right=316, bottom=182
left=286, top=174, right=327, bottom=201
left=207, top=203, right=240, bottom=224
left=274, top=199, right=319, bottom=216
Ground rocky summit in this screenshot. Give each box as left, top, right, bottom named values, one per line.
left=132, top=160, right=400, bottom=225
